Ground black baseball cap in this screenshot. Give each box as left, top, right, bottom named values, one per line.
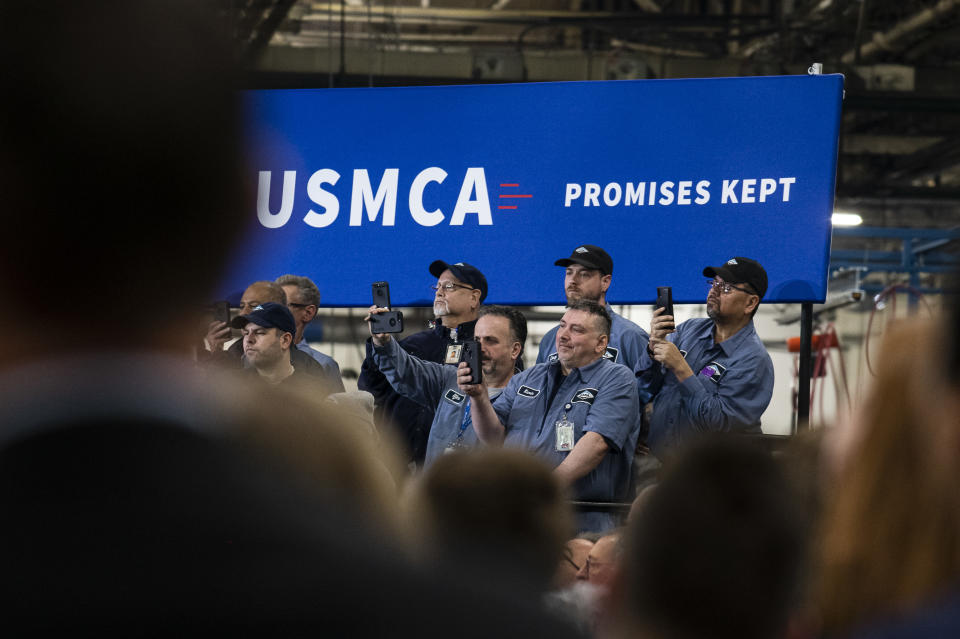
left=554, top=245, right=613, bottom=276
left=230, top=302, right=297, bottom=337
left=703, top=257, right=768, bottom=298
left=429, top=260, right=488, bottom=303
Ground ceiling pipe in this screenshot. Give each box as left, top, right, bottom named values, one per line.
left=841, top=0, right=960, bottom=64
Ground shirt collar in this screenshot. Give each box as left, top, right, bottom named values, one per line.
left=555, top=354, right=608, bottom=383
left=714, top=320, right=758, bottom=356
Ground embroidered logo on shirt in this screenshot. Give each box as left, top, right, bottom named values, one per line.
left=571, top=388, right=599, bottom=404
left=698, top=361, right=727, bottom=383
left=517, top=385, right=540, bottom=398
left=547, top=352, right=559, bottom=364
left=444, top=389, right=466, bottom=405
left=602, top=346, right=620, bottom=362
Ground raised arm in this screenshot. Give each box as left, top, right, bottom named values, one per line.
left=456, top=361, right=506, bottom=445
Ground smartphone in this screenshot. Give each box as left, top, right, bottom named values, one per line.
left=459, top=340, right=483, bottom=385
left=372, top=281, right=391, bottom=309
left=370, top=310, right=404, bottom=334
left=655, top=286, right=674, bottom=320
left=370, top=281, right=404, bottom=333
left=212, top=300, right=231, bottom=325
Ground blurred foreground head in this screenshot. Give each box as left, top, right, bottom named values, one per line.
left=816, top=317, right=960, bottom=636
left=409, top=448, right=573, bottom=594
left=618, top=437, right=803, bottom=639
left=0, top=0, right=242, bottom=356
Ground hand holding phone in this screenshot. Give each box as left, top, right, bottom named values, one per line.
left=653, top=286, right=675, bottom=339
left=458, top=340, right=483, bottom=385
left=212, top=300, right=231, bottom=325
left=368, top=281, right=404, bottom=334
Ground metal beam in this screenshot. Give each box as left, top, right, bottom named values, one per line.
left=832, top=226, right=960, bottom=240
left=246, top=0, right=299, bottom=63
left=841, top=0, right=960, bottom=64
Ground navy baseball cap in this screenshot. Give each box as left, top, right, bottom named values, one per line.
left=429, top=260, right=488, bottom=302
left=554, top=245, right=613, bottom=276
left=230, top=302, right=296, bottom=337
left=703, top=257, right=768, bottom=298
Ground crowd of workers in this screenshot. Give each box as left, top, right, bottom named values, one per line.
left=1, top=1, right=958, bottom=637
left=200, top=245, right=773, bottom=532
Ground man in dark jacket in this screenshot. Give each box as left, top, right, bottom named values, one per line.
left=359, top=260, right=486, bottom=466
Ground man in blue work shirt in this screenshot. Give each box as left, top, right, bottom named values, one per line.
left=366, top=305, right=526, bottom=468
left=537, top=245, right=649, bottom=377
left=359, top=260, right=487, bottom=467
left=638, top=257, right=774, bottom=458
left=461, top=300, right=640, bottom=533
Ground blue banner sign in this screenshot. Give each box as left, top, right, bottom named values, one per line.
left=230, top=75, right=843, bottom=306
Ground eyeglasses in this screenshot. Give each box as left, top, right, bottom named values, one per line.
left=288, top=302, right=315, bottom=309
left=707, top=279, right=754, bottom=296
left=432, top=283, right=474, bottom=293
left=583, top=557, right=613, bottom=572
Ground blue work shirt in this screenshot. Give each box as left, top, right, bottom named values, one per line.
left=537, top=305, right=650, bottom=401
left=296, top=340, right=345, bottom=394
left=493, top=356, right=640, bottom=504
left=374, top=338, right=502, bottom=468
left=636, top=318, right=774, bottom=456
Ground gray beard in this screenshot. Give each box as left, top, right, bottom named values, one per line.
left=433, top=301, right=448, bottom=317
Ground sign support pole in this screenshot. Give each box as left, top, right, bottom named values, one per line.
left=796, top=301, right=813, bottom=430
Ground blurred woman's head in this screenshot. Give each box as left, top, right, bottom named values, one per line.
left=816, top=316, right=960, bottom=635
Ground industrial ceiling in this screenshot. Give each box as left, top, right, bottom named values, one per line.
left=229, top=0, right=960, bottom=288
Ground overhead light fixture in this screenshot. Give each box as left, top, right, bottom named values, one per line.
left=832, top=212, right=863, bottom=227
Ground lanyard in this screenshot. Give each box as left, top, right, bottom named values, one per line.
left=456, top=399, right=472, bottom=442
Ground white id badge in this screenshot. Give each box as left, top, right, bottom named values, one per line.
left=445, top=344, right=463, bottom=364
left=445, top=436, right=467, bottom=455
left=555, top=418, right=575, bottom=452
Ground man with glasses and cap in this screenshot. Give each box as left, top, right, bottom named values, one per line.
left=637, top=257, right=774, bottom=457
left=537, top=245, right=649, bottom=378
left=359, top=260, right=490, bottom=467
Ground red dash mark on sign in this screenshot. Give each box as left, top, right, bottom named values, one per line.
left=498, top=182, right=526, bottom=210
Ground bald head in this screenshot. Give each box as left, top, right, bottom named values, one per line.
left=239, top=281, right=287, bottom=316
left=576, top=533, right=621, bottom=588
left=555, top=538, right=594, bottom=590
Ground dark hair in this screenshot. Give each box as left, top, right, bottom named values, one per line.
left=622, top=437, right=803, bottom=639
left=478, top=305, right=528, bottom=348
left=566, top=300, right=612, bottom=337
left=417, top=448, right=572, bottom=593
